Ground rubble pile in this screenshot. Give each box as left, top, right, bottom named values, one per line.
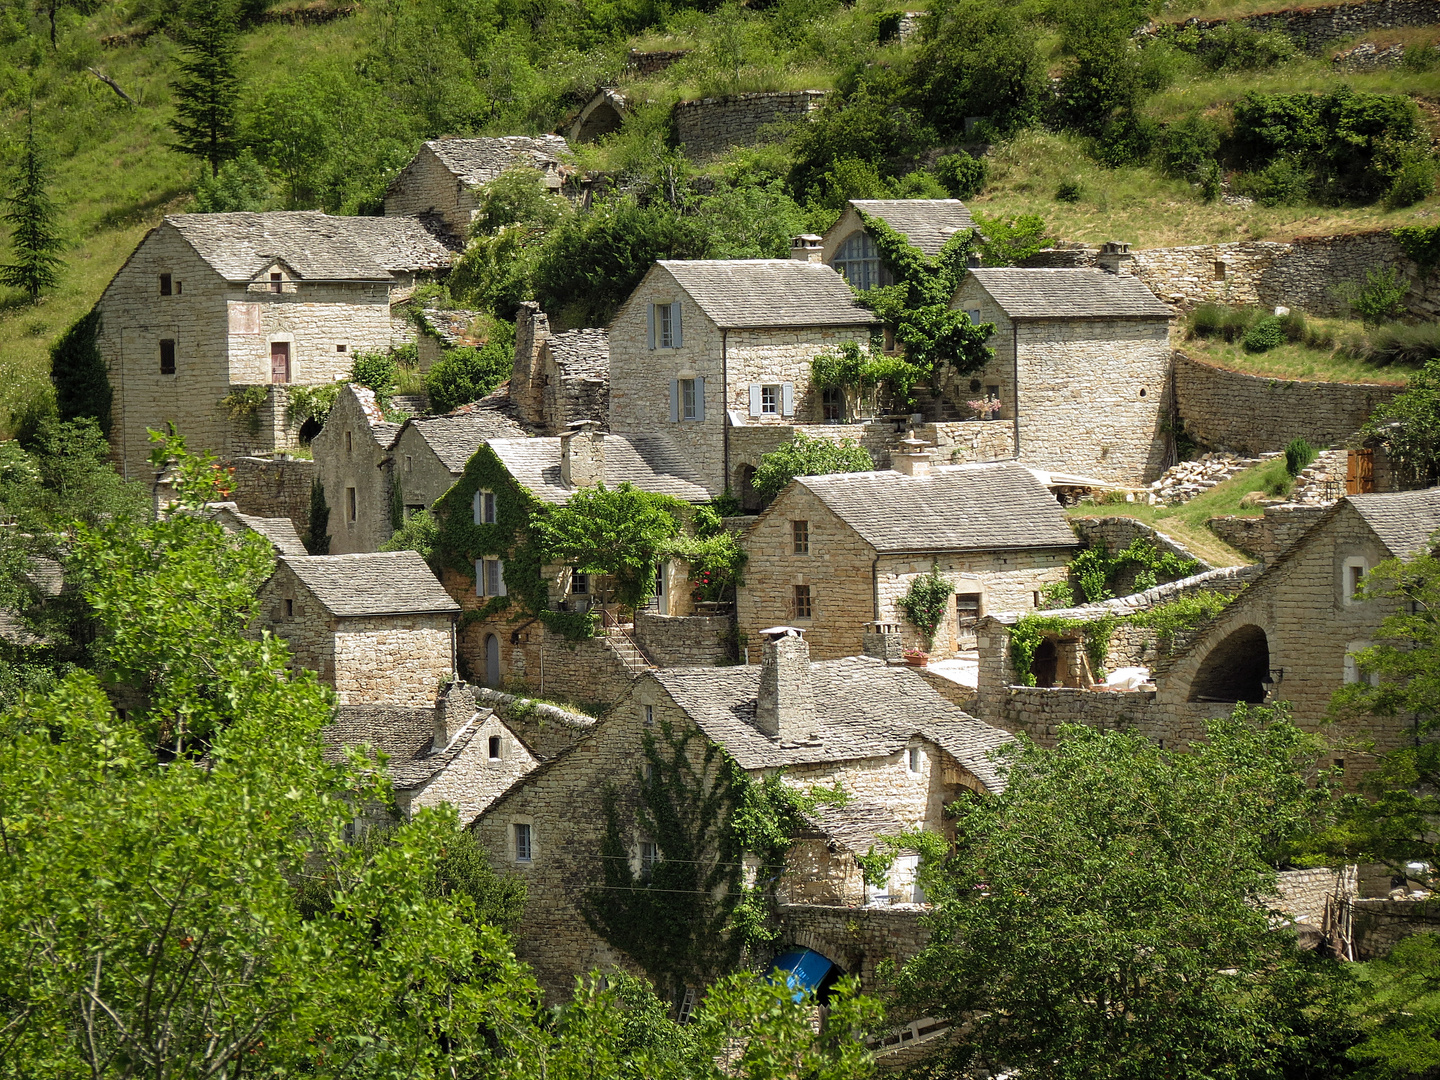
left=1147, top=452, right=1262, bottom=505
left=1287, top=450, right=1348, bottom=506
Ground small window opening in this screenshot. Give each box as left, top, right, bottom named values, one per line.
left=473, top=489, right=496, bottom=524
left=270, top=272, right=283, bottom=293
left=175, top=280, right=181, bottom=295
left=573, top=571, right=589, bottom=595
left=822, top=387, right=842, bottom=421
left=404, top=455, right=413, bottom=473
left=346, top=487, right=357, bottom=522
left=336, top=343, right=347, bottom=353
left=956, top=592, right=982, bottom=629
left=792, top=520, right=809, bottom=555
left=658, top=303, right=674, bottom=348
left=284, top=598, right=294, bottom=618
left=793, top=583, right=812, bottom=619
left=159, top=339, right=176, bottom=375
left=488, top=735, right=501, bottom=760
left=1334, top=757, right=1345, bottom=773
left=761, top=385, right=779, bottom=415
left=644, top=704, right=654, bottom=727
left=1139, top=387, right=1147, bottom=397
left=345, top=430, right=353, bottom=455
left=159, top=273, right=172, bottom=296
left=907, top=746, right=921, bottom=772
left=1213, top=261, right=1227, bottom=281
left=640, top=841, right=658, bottom=880
left=514, top=823, right=532, bottom=862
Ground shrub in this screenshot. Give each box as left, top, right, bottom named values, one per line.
left=1365, top=322, right=1440, bottom=366
left=1236, top=159, right=1311, bottom=206
left=1188, top=303, right=1259, bottom=343
left=1385, top=157, right=1437, bottom=210
left=1198, top=23, right=1296, bottom=71
left=934, top=152, right=988, bottom=199
left=349, top=350, right=397, bottom=394
left=1055, top=179, right=1082, bottom=202
left=912, top=0, right=1048, bottom=139
left=751, top=433, right=873, bottom=504
left=1157, top=113, right=1221, bottom=181
left=424, top=342, right=512, bottom=414
left=1277, top=310, right=1307, bottom=342
left=1243, top=316, right=1286, bottom=353
left=1284, top=437, right=1317, bottom=477
left=1401, top=43, right=1439, bottom=71
left=896, top=568, right=955, bottom=649
left=1337, top=267, right=1410, bottom=327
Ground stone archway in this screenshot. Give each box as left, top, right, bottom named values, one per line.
left=1188, top=623, right=1270, bottom=704
left=570, top=90, right=627, bottom=144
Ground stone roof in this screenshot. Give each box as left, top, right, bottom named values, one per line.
left=850, top=199, right=977, bottom=257
left=658, top=260, right=873, bottom=329
left=213, top=505, right=308, bottom=557
left=801, top=799, right=908, bottom=853
left=418, top=308, right=487, bottom=348
left=486, top=434, right=711, bottom=504
left=281, top=551, right=460, bottom=617
left=987, top=564, right=1261, bottom=626
left=323, top=705, right=484, bottom=790
left=791, top=462, right=1080, bottom=554
left=651, top=655, right=1016, bottom=792
left=422, top=135, right=572, bottom=188
left=965, top=268, right=1172, bottom=320
left=165, top=211, right=455, bottom=282
left=1348, top=487, right=1440, bottom=558
left=401, top=409, right=528, bottom=475
left=548, top=327, right=610, bottom=380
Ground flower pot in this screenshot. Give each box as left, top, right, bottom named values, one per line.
left=904, top=653, right=928, bottom=667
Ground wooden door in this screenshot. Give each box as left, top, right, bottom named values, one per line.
left=1346, top=448, right=1374, bottom=495
left=270, top=341, right=290, bottom=383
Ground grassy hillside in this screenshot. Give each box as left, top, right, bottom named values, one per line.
left=1, top=0, right=1436, bottom=439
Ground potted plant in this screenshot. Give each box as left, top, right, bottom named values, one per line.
left=903, top=647, right=929, bottom=667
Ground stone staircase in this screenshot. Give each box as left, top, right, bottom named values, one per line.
left=603, top=625, right=655, bottom=676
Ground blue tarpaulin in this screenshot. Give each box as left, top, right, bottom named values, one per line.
left=769, top=948, right=836, bottom=1002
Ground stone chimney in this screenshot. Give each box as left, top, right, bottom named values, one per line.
left=892, top=431, right=932, bottom=478
left=434, top=679, right=470, bottom=751
left=862, top=621, right=904, bottom=662
left=560, top=420, right=605, bottom=488
left=755, top=626, right=816, bottom=742
left=511, top=301, right=550, bottom=424
left=790, top=234, right=824, bottom=263
left=1097, top=240, right=1133, bottom=275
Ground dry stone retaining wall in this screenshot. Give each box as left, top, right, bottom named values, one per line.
left=673, top=91, right=828, bottom=161
left=1174, top=352, right=1401, bottom=455
left=1208, top=505, right=1329, bottom=564
left=1167, top=0, right=1440, bottom=53
left=634, top=611, right=733, bottom=666
left=1350, top=897, right=1440, bottom=959
left=1070, top=516, right=1212, bottom=593
left=226, top=455, right=316, bottom=538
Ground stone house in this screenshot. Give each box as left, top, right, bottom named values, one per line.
left=951, top=266, right=1173, bottom=486
left=389, top=404, right=527, bottom=525
left=737, top=452, right=1079, bottom=661
left=608, top=260, right=874, bottom=498
left=817, top=199, right=979, bottom=291
left=210, top=504, right=309, bottom=557
left=97, top=212, right=454, bottom=479
left=470, top=626, right=1015, bottom=1000
left=383, top=136, right=573, bottom=243
left=510, top=303, right=610, bottom=434
left=311, top=385, right=403, bottom=555
left=254, top=550, right=460, bottom=708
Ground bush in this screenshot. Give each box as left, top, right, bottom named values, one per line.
left=1243, top=316, right=1286, bottom=353
left=913, top=0, right=1048, bottom=139
left=751, top=433, right=874, bottom=504
left=1236, top=159, right=1311, bottom=206
left=1188, top=303, right=1259, bottom=343
left=1277, top=310, right=1307, bottom=343
left=1337, top=267, right=1410, bottom=328
left=424, top=342, right=512, bottom=414
left=349, top=351, right=397, bottom=394
left=1284, top=437, right=1317, bottom=477
left=934, top=152, right=988, bottom=199
left=1192, top=23, right=1297, bottom=71
left=1364, top=322, right=1440, bottom=366
left=1055, top=179, right=1082, bottom=202
left=192, top=150, right=274, bottom=213
left=1385, top=157, right=1437, bottom=210
left=1157, top=113, right=1221, bottom=181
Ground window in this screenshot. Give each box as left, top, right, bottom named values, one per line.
left=346, top=487, right=357, bottom=522
left=956, top=592, right=982, bottom=628
left=1343, top=557, right=1369, bottom=605
left=336, top=343, right=347, bottom=353
left=907, top=746, right=922, bottom=773
left=176, top=281, right=182, bottom=295
left=793, top=583, right=812, bottom=619
left=159, top=273, right=172, bottom=296
left=1214, top=260, right=1227, bottom=281
left=514, top=823, right=532, bottom=862
left=270, top=272, right=282, bottom=293
left=658, top=302, right=674, bottom=348
left=761, top=385, right=779, bottom=414
left=159, top=339, right=176, bottom=375
left=643, top=704, right=654, bottom=727
left=640, top=841, right=658, bottom=880
left=488, top=735, right=502, bottom=760
left=1334, top=758, right=1346, bottom=774
left=1344, top=642, right=1379, bottom=687
left=965, top=308, right=981, bottom=323
left=985, top=385, right=1000, bottom=401
left=572, top=571, right=589, bottom=595
left=404, top=455, right=413, bottom=473
left=479, top=558, right=506, bottom=598
left=345, top=430, right=353, bottom=455
left=831, top=232, right=890, bottom=291
left=655, top=564, right=666, bottom=601
left=792, top=520, right=809, bottom=555
left=681, top=378, right=697, bottom=420
left=822, top=387, right=842, bottom=421
left=284, top=598, right=294, bottom=618
left=473, top=489, right=496, bottom=524
left=747, top=382, right=793, bottom=418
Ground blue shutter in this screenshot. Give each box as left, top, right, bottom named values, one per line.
left=497, top=560, right=508, bottom=597
left=748, top=384, right=762, bottom=417
left=647, top=304, right=656, bottom=350
left=695, top=377, right=706, bottom=421
left=472, top=490, right=481, bottom=524
left=671, top=302, right=682, bottom=348
left=781, top=382, right=795, bottom=417
left=670, top=380, right=680, bottom=422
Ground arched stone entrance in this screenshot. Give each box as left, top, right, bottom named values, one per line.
left=570, top=90, right=627, bottom=144
left=1188, top=624, right=1270, bottom=703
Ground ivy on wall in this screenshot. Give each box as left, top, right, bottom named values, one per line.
left=896, top=567, right=956, bottom=651
left=1066, top=536, right=1199, bottom=605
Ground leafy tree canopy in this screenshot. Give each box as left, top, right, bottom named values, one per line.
left=751, top=432, right=874, bottom=505
left=536, top=482, right=685, bottom=608
left=1359, top=358, right=1440, bottom=489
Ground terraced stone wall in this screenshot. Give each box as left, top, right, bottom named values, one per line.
left=673, top=90, right=828, bottom=161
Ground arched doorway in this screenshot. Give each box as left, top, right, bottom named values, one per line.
left=1031, top=638, right=1059, bottom=688
left=1188, top=624, right=1270, bottom=703
left=485, top=633, right=501, bottom=688
left=298, top=417, right=322, bottom=445
left=770, top=947, right=846, bottom=1004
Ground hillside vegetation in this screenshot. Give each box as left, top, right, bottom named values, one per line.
left=1, top=0, right=1437, bottom=436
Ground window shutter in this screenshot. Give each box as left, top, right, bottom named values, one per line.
left=670, top=380, right=680, bottom=422
left=472, top=490, right=481, bottom=525
left=476, top=560, right=484, bottom=596
left=781, top=382, right=795, bottom=417
left=497, top=560, right=508, bottom=597
left=748, top=384, right=762, bottom=418
left=695, top=377, right=706, bottom=421
left=647, top=304, right=656, bottom=350
left=671, top=302, right=682, bottom=348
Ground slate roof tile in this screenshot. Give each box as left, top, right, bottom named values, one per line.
left=801, top=799, right=907, bottom=853
left=486, top=434, right=710, bottom=504
left=215, top=507, right=308, bottom=557
left=1348, top=487, right=1440, bottom=558
left=323, top=705, right=485, bottom=789
left=651, top=656, right=1016, bottom=792
left=548, top=327, right=609, bottom=380
left=423, top=135, right=572, bottom=188
left=793, top=462, right=1080, bottom=554
left=658, top=260, right=873, bottom=329
left=405, top=409, right=529, bottom=474
left=282, top=551, right=460, bottom=617
left=967, top=267, right=1172, bottom=320
left=850, top=199, right=977, bottom=257
left=167, top=212, right=455, bottom=282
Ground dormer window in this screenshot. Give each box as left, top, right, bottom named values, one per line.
left=270, top=272, right=282, bottom=293
left=831, top=232, right=892, bottom=291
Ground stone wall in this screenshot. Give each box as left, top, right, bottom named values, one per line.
left=226, top=455, right=317, bottom=539
left=917, top=419, right=1018, bottom=466
left=1273, top=865, right=1358, bottom=928
left=403, top=710, right=540, bottom=824
left=1174, top=352, right=1401, bottom=455
left=383, top=146, right=478, bottom=242
left=673, top=91, right=828, bottom=162
left=634, top=611, right=733, bottom=666
left=776, top=904, right=930, bottom=994
left=1208, top=505, right=1329, bottom=564
left=728, top=422, right=897, bottom=509
left=392, top=422, right=463, bottom=519
left=311, top=386, right=397, bottom=555
left=1169, top=0, right=1440, bottom=54
left=470, top=685, right=596, bottom=760
left=1350, top=897, right=1440, bottom=960
left=1070, top=515, right=1213, bottom=594
left=333, top=613, right=454, bottom=707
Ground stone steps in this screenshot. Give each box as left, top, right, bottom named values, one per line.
left=604, top=628, right=655, bottom=674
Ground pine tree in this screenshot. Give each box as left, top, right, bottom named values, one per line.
left=169, top=0, right=241, bottom=177
left=0, top=113, right=64, bottom=303
left=304, top=479, right=330, bottom=555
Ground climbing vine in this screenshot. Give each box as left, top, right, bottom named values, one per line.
left=855, top=830, right=949, bottom=889
left=1068, top=536, right=1199, bottom=604
left=896, top=568, right=955, bottom=650
left=220, top=385, right=267, bottom=434
left=1009, top=612, right=1120, bottom=686
left=582, top=721, right=845, bottom=1006
left=1128, top=591, right=1232, bottom=647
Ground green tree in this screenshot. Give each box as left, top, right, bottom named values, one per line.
left=810, top=341, right=917, bottom=421
left=913, top=0, right=1047, bottom=138
left=1347, top=933, right=1440, bottom=1078
left=304, top=477, right=330, bottom=555
left=1359, top=358, right=1440, bottom=489
left=0, top=111, right=64, bottom=303
left=424, top=342, right=512, bottom=413
left=169, top=0, right=242, bottom=177
left=973, top=211, right=1051, bottom=266
left=751, top=432, right=874, bottom=505
left=49, top=308, right=112, bottom=435
left=536, top=483, right=684, bottom=609
left=191, top=148, right=274, bottom=211
left=893, top=710, right=1349, bottom=1079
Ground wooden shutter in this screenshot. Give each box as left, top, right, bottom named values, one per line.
left=647, top=305, right=656, bottom=350
left=497, top=560, right=508, bottom=597
left=695, top=377, right=706, bottom=421
left=475, top=560, right=484, bottom=596
left=1347, top=448, right=1374, bottom=494
left=781, top=382, right=795, bottom=417
left=670, top=380, right=680, bottom=422
left=671, top=302, right=682, bottom=347
left=748, top=384, right=762, bottom=417
left=472, top=490, right=482, bottom=524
